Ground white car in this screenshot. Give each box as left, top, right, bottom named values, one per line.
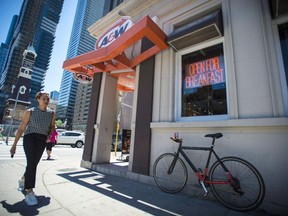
left=57, top=131, right=85, bottom=148
left=56, top=129, right=66, bottom=133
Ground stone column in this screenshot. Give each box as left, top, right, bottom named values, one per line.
left=92, top=73, right=118, bottom=163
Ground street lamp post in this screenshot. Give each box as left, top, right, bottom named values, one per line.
left=6, top=89, right=20, bottom=145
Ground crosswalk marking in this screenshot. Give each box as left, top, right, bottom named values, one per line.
left=0, top=144, right=23, bottom=160
left=0, top=144, right=52, bottom=160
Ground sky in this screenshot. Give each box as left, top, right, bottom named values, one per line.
left=0, top=0, right=78, bottom=93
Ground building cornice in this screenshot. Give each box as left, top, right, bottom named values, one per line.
left=88, top=0, right=159, bottom=38
left=88, top=0, right=206, bottom=39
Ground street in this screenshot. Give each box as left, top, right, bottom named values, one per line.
left=0, top=140, right=84, bottom=164
left=0, top=141, right=272, bottom=216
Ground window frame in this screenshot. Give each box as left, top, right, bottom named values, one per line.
left=175, top=37, right=229, bottom=122
left=272, top=14, right=288, bottom=116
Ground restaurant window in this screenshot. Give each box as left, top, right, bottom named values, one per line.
left=278, top=22, right=288, bottom=89
left=181, top=43, right=227, bottom=117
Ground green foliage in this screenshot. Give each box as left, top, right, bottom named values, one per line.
left=56, top=119, right=63, bottom=127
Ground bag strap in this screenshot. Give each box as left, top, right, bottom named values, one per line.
left=47, top=110, right=55, bottom=137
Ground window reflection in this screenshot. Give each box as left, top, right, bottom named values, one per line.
left=278, top=22, right=288, bottom=88
left=181, top=44, right=227, bottom=117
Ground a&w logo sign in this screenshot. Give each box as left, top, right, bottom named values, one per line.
left=73, top=73, right=93, bottom=84
left=95, top=16, right=133, bottom=49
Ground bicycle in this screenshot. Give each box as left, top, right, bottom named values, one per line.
left=153, top=133, right=265, bottom=211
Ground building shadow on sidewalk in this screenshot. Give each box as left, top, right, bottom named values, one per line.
left=56, top=167, right=272, bottom=216
left=1, top=196, right=50, bottom=216
left=57, top=169, right=224, bottom=216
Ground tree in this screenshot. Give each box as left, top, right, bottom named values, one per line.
left=56, top=119, right=63, bottom=128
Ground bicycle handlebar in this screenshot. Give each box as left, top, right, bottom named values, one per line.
left=170, top=137, right=182, bottom=143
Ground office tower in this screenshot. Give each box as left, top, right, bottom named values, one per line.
left=5, top=15, right=19, bottom=46
left=72, top=0, right=125, bottom=132
left=73, top=83, right=92, bottom=131
left=57, top=0, right=107, bottom=129
left=50, top=90, right=59, bottom=101
left=0, top=0, right=64, bottom=120
left=0, top=15, right=18, bottom=77
left=49, top=90, right=59, bottom=111
left=57, top=0, right=122, bottom=130
left=0, top=43, right=9, bottom=79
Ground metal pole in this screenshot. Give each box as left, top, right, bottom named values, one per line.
left=6, top=89, right=20, bottom=145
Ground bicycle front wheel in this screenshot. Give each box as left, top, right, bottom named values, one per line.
left=153, top=153, right=188, bottom=193
left=209, top=157, right=265, bottom=211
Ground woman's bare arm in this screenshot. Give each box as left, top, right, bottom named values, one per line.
left=10, top=110, right=31, bottom=155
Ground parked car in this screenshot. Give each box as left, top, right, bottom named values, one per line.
left=57, top=131, right=85, bottom=148
left=111, top=132, right=122, bottom=151
left=56, top=129, right=66, bottom=133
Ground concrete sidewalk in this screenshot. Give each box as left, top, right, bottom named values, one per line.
left=0, top=154, right=271, bottom=216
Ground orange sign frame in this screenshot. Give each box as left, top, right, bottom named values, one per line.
left=63, top=15, right=168, bottom=92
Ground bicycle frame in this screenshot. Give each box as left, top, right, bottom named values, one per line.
left=155, top=136, right=265, bottom=211
left=180, top=147, right=232, bottom=184
left=171, top=138, right=233, bottom=187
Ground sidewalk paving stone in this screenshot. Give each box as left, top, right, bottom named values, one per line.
left=0, top=150, right=273, bottom=216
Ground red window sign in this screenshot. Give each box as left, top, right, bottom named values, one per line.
left=184, top=56, right=225, bottom=89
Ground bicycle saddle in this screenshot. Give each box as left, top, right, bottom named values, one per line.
left=205, top=133, right=223, bottom=139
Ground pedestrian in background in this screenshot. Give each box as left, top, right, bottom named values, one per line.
left=46, top=126, right=58, bottom=160
left=0, top=127, right=4, bottom=143
left=10, top=92, right=55, bottom=206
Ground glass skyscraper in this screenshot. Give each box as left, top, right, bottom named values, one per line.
left=50, top=90, right=59, bottom=101
left=0, top=0, right=64, bottom=119
left=0, top=15, right=18, bottom=77
left=58, top=0, right=124, bottom=130
left=57, top=0, right=106, bottom=129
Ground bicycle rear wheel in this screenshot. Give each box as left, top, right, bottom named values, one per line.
left=153, top=153, right=188, bottom=193
left=209, top=157, right=265, bottom=211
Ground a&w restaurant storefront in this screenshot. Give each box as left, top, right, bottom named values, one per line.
left=63, top=0, right=288, bottom=214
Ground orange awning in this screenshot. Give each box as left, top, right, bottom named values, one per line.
left=63, top=15, right=168, bottom=92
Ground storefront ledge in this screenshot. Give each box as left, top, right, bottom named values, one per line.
left=126, top=171, right=156, bottom=186
left=150, top=117, right=288, bottom=128
left=85, top=162, right=156, bottom=186
left=80, top=160, right=92, bottom=169
left=94, top=165, right=127, bottom=178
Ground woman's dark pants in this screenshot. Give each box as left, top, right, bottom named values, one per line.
left=23, top=133, right=47, bottom=189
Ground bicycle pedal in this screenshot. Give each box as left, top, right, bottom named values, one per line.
left=204, top=191, right=209, bottom=197
left=200, top=180, right=209, bottom=197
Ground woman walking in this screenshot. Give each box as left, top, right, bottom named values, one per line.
left=46, top=127, right=58, bottom=160
left=10, top=92, right=55, bottom=206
